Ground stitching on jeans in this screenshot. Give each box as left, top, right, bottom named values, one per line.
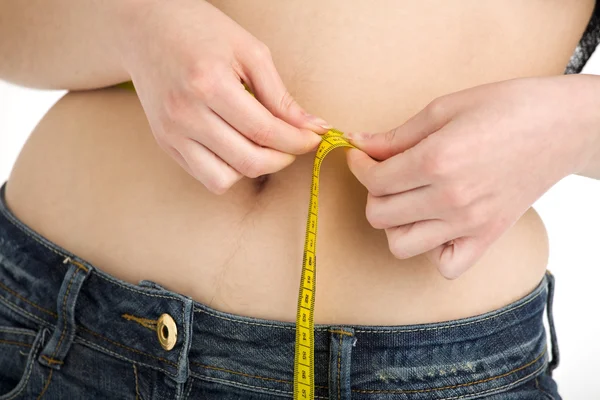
left=50, top=268, right=79, bottom=361
left=183, top=377, right=194, bottom=400
left=329, top=329, right=353, bottom=337
left=190, top=373, right=329, bottom=399
left=1, top=291, right=180, bottom=370
left=0, top=339, right=32, bottom=348
left=0, top=328, right=37, bottom=336
left=0, top=296, right=54, bottom=328
left=78, top=325, right=178, bottom=367
left=95, top=272, right=181, bottom=301
left=74, top=336, right=174, bottom=378
left=36, top=369, right=53, bottom=400
left=3, top=335, right=37, bottom=400
left=0, top=281, right=58, bottom=318
left=194, top=308, right=296, bottom=331
left=1, top=198, right=185, bottom=304
left=190, top=361, right=328, bottom=389
left=62, top=257, right=89, bottom=273
left=193, top=286, right=544, bottom=334
left=354, top=288, right=544, bottom=333
left=195, top=307, right=337, bottom=333
left=438, top=363, right=547, bottom=400
left=337, top=334, right=342, bottom=400
left=122, top=314, right=158, bottom=331
left=177, top=300, right=186, bottom=376
left=352, top=347, right=546, bottom=394
left=40, top=355, right=63, bottom=365
left=133, top=364, right=142, bottom=400
left=0, top=204, right=73, bottom=262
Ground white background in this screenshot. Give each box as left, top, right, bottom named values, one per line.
left=1, top=53, right=600, bottom=398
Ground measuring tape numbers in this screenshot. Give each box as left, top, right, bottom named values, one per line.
left=115, top=81, right=355, bottom=399
left=294, top=129, right=355, bottom=400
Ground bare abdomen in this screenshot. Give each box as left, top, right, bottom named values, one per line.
left=5, top=0, right=593, bottom=325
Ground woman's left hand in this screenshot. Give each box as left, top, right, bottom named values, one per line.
left=345, top=76, right=600, bottom=279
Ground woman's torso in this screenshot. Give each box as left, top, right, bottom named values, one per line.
left=5, top=0, right=595, bottom=325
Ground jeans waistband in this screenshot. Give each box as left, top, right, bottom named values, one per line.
left=0, top=183, right=556, bottom=399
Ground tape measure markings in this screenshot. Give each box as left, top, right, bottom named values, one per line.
left=294, top=129, right=355, bottom=400
left=114, top=81, right=354, bottom=400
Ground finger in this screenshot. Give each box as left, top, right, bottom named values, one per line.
left=207, top=75, right=321, bottom=154
left=240, top=46, right=332, bottom=133
left=385, top=219, right=455, bottom=260
left=192, top=108, right=296, bottom=178
left=346, top=146, right=431, bottom=197
left=424, top=236, right=489, bottom=280
left=365, top=186, right=438, bottom=229
left=175, top=138, right=242, bottom=194
left=344, top=97, right=453, bottom=160
left=165, top=145, right=195, bottom=177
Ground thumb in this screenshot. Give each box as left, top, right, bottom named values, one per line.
left=344, top=101, right=451, bottom=160
left=345, top=147, right=379, bottom=189
left=425, top=236, right=487, bottom=280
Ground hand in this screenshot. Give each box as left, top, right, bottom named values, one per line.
left=345, top=76, right=599, bottom=279
left=116, top=0, right=330, bottom=194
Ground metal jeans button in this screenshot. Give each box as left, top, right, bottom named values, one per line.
left=156, top=313, right=177, bottom=351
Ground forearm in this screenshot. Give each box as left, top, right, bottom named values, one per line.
left=0, top=0, right=135, bottom=90
left=576, top=147, right=600, bottom=180
left=572, top=75, right=600, bottom=180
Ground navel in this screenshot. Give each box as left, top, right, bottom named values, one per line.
left=254, top=174, right=271, bottom=193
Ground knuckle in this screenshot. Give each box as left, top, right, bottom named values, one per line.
left=438, top=262, right=460, bottom=280
left=442, top=185, right=470, bottom=208
left=279, top=91, right=296, bottom=113
left=209, top=175, right=235, bottom=195
left=365, top=197, right=386, bottom=229
left=388, top=235, right=410, bottom=260
left=249, top=41, right=272, bottom=63
left=384, top=127, right=399, bottom=146
left=425, top=96, right=450, bottom=121
left=364, top=168, right=386, bottom=197
left=163, top=88, right=189, bottom=121
left=251, top=123, right=275, bottom=146
left=187, top=63, right=224, bottom=100
left=238, top=154, right=265, bottom=178
left=152, top=120, right=180, bottom=150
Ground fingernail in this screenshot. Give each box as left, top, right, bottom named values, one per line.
left=343, top=132, right=371, bottom=142
left=306, top=114, right=333, bottom=130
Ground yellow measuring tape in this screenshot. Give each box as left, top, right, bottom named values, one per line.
left=116, top=81, right=355, bottom=399
left=294, top=129, right=355, bottom=399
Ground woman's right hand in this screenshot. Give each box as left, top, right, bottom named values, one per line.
left=116, top=0, right=330, bottom=194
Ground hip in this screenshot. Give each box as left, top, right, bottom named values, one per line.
left=0, top=200, right=560, bottom=399
left=3, top=88, right=551, bottom=325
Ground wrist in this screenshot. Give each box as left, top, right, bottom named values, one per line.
left=563, top=74, right=600, bottom=177
left=102, top=0, right=157, bottom=80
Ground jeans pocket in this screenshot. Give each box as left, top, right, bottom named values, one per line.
left=0, top=325, right=46, bottom=399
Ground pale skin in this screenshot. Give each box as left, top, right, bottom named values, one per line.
left=345, top=75, right=600, bottom=279
left=1, top=0, right=599, bottom=283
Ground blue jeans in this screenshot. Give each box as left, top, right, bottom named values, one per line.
left=0, top=183, right=560, bottom=399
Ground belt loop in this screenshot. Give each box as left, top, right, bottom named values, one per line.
left=328, top=327, right=355, bottom=400
left=176, top=296, right=194, bottom=384
left=544, top=270, right=560, bottom=375
left=39, top=257, right=92, bottom=370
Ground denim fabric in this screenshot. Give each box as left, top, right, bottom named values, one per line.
left=0, top=183, right=560, bottom=399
